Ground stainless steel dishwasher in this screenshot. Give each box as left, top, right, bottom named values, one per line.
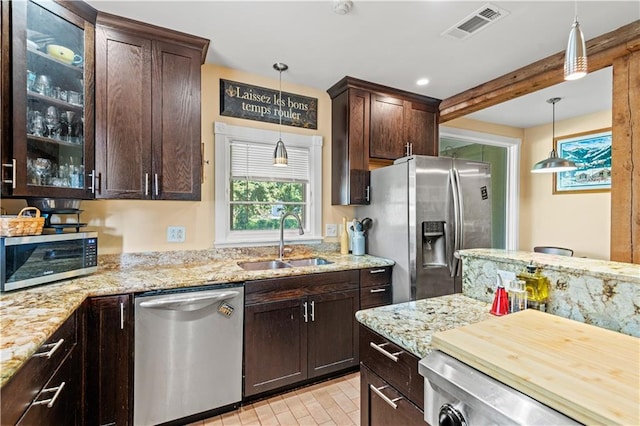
left=134, top=284, right=244, bottom=425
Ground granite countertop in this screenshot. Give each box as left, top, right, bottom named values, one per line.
left=459, top=249, right=640, bottom=284
left=355, top=294, right=493, bottom=358
left=0, top=248, right=394, bottom=387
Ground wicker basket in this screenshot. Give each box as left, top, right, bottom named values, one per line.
left=0, top=207, right=45, bottom=237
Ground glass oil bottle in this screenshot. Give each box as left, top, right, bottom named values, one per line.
left=516, top=261, right=549, bottom=312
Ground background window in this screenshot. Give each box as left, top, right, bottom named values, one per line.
left=214, top=122, right=322, bottom=247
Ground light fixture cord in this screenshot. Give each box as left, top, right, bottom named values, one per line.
left=278, top=68, right=283, bottom=140
left=552, top=100, right=556, bottom=140
left=574, top=0, right=578, bottom=21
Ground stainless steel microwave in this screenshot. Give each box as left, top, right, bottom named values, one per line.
left=1, top=232, right=97, bottom=292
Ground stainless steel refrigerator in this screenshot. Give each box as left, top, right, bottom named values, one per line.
left=357, top=155, right=492, bottom=303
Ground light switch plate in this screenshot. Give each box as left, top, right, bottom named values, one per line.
left=167, top=226, right=186, bottom=243
left=325, top=223, right=337, bottom=237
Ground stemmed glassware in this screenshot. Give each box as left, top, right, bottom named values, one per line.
left=30, top=110, right=45, bottom=136
left=44, top=106, right=59, bottom=138
left=33, top=157, right=52, bottom=186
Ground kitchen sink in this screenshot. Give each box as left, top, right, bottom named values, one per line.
left=286, top=257, right=334, bottom=267
left=237, top=257, right=334, bottom=271
left=237, top=260, right=291, bottom=271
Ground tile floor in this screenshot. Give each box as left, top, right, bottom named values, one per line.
left=188, top=372, right=360, bottom=426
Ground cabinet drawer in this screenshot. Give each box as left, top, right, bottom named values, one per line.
left=17, top=346, right=79, bottom=426
left=361, top=364, right=424, bottom=426
left=360, top=267, right=392, bottom=288
left=1, top=312, right=77, bottom=425
left=360, top=284, right=392, bottom=309
left=359, top=325, right=423, bottom=409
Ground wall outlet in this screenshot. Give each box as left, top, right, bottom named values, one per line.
left=167, top=226, right=186, bottom=243
left=497, top=269, right=517, bottom=290
left=325, top=223, right=337, bottom=237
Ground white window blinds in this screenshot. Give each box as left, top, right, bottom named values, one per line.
left=230, top=140, right=310, bottom=182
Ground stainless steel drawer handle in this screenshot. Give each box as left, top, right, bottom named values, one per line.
left=369, top=384, right=402, bottom=409
left=370, top=288, right=387, bottom=293
left=120, top=302, right=125, bottom=330
left=33, top=339, right=64, bottom=359
left=369, top=269, right=386, bottom=274
left=303, top=301, right=308, bottom=323
left=369, top=341, right=402, bottom=362
left=2, top=159, right=16, bottom=188
left=33, top=381, right=66, bottom=408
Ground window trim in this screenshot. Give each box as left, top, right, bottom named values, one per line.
left=214, top=122, right=323, bottom=248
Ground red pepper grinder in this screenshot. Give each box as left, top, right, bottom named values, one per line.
left=490, top=282, right=509, bottom=316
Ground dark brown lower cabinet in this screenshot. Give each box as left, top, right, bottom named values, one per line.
left=0, top=311, right=81, bottom=426
left=85, top=294, right=133, bottom=426
left=307, top=289, right=359, bottom=378
left=244, top=271, right=360, bottom=398
left=360, top=324, right=425, bottom=426
left=244, top=298, right=308, bottom=396
left=17, top=347, right=81, bottom=426
left=361, top=365, right=425, bottom=426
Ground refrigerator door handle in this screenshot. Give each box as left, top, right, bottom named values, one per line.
left=451, top=167, right=464, bottom=278
left=450, top=168, right=465, bottom=277
left=449, top=169, right=461, bottom=278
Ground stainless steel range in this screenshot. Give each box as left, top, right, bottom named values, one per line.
left=419, top=350, right=581, bottom=426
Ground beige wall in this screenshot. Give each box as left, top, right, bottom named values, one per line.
left=3, top=65, right=611, bottom=258
left=444, top=117, right=525, bottom=140
left=2, top=64, right=354, bottom=254
left=448, top=111, right=612, bottom=260
left=520, top=110, right=611, bottom=259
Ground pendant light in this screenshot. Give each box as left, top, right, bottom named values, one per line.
left=531, top=98, right=577, bottom=174
left=564, top=1, right=587, bottom=80
left=273, top=62, right=288, bottom=167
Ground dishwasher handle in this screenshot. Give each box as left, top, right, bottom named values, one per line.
left=139, top=290, right=240, bottom=312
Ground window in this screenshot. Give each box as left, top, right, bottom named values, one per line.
left=214, top=122, right=322, bottom=247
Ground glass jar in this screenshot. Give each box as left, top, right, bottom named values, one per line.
left=516, top=261, right=549, bottom=311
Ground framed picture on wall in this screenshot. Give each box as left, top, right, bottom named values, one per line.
left=553, top=128, right=612, bottom=194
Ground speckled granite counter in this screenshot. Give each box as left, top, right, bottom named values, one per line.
left=0, top=246, right=394, bottom=387
left=459, top=249, right=640, bottom=337
left=355, top=294, right=492, bottom=358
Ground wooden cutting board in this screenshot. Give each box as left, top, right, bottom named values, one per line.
left=431, top=309, right=639, bottom=425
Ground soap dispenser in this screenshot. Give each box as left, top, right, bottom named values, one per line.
left=516, top=261, right=549, bottom=312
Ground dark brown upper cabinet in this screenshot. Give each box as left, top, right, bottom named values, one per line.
left=94, top=13, right=208, bottom=200
left=327, top=76, right=441, bottom=205
left=1, top=0, right=97, bottom=199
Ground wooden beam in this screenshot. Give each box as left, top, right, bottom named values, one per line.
left=440, top=20, right=640, bottom=122
left=610, top=50, right=640, bottom=263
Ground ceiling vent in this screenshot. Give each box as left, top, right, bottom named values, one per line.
left=442, top=3, right=509, bottom=40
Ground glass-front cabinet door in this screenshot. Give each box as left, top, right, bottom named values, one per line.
left=2, top=0, right=95, bottom=198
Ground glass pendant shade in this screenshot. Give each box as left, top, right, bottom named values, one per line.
left=273, top=138, right=288, bottom=167
left=564, top=19, right=588, bottom=81
left=531, top=97, right=577, bottom=174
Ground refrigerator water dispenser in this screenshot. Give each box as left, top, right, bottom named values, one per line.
left=422, top=221, right=446, bottom=267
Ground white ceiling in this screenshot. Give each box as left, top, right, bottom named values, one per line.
left=85, top=1, right=638, bottom=128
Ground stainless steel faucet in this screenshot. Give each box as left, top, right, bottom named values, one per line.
left=279, top=212, right=304, bottom=259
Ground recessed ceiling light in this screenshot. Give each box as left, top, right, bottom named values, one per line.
left=416, top=78, right=430, bottom=86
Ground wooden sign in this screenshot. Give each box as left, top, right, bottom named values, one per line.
left=220, top=79, right=318, bottom=129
